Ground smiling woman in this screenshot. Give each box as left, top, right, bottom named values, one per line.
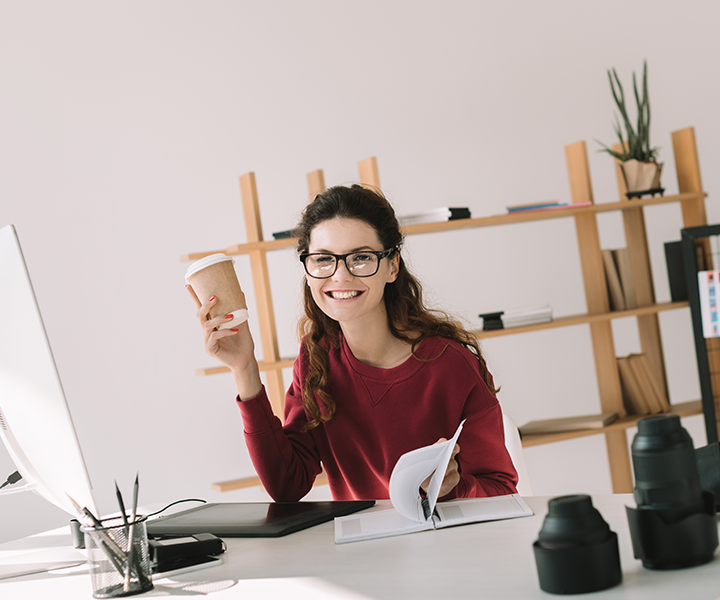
left=190, top=184, right=518, bottom=503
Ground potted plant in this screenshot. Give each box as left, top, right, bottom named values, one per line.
left=597, top=61, right=663, bottom=198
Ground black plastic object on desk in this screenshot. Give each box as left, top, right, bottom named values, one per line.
left=626, top=414, right=718, bottom=570
left=146, top=500, right=375, bottom=538
left=533, top=494, right=622, bottom=594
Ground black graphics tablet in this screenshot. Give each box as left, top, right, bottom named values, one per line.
left=146, top=500, right=376, bottom=538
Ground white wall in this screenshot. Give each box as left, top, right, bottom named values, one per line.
left=0, top=1, right=718, bottom=543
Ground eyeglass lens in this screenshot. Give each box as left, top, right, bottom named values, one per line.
left=305, top=252, right=380, bottom=278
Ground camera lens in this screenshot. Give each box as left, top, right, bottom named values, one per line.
left=626, top=414, right=718, bottom=570
left=537, top=495, right=611, bottom=549
left=533, top=495, right=622, bottom=594
left=632, top=414, right=704, bottom=522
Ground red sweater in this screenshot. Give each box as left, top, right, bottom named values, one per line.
left=239, top=336, right=518, bottom=501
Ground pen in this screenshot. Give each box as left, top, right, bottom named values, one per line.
left=126, top=474, right=141, bottom=592
left=115, top=481, right=130, bottom=533
left=115, top=481, right=132, bottom=592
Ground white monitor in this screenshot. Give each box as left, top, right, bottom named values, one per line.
left=0, top=224, right=96, bottom=516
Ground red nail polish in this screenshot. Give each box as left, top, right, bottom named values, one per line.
left=225, top=314, right=233, bottom=319
left=230, top=328, right=239, bottom=332
left=209, top=296, right=216, bottom=302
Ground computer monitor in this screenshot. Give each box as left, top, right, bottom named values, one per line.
left=0, top=224, right=96, bottom=516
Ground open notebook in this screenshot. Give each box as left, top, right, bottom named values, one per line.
left=334, top=421, right=532, bottom=543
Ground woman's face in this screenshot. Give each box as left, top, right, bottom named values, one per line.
left=305, top=217, right=399, bottom=328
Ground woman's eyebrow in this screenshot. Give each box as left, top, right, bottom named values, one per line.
left=311, top=245, right=378, bottom=254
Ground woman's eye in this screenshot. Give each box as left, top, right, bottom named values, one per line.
left=314, top=255, right=335, bottom=265
left=352, top=253, right=373, bottom=263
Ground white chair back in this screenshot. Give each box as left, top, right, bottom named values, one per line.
left=502, top=413, right=533, bottom=495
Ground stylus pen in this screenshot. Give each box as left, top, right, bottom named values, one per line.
left=115, top=479, right=152, bottom=590
left=127, top=473, right=140, bottom=588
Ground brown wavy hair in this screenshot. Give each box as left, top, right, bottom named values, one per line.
left=295, top=184, right=497, bottom=430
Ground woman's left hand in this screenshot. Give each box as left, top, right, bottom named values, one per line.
left=420, top=439, right=460, bottom=497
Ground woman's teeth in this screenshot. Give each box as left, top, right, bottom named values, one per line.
left=329, top=290, right=360, bottom=299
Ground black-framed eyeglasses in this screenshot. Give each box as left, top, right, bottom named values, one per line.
left=300, top=249, right=395, bottom=279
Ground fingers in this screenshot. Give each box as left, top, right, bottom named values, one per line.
left=193, top=293, right=218, bottom=326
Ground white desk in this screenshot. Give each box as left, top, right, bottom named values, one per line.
left=1, top=495, right=719, bottom=599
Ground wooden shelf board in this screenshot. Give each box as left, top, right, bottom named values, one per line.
left=474, top=301, right=689, bottom=339
left=196, top=357, right=296, bottom=376
left=196, top=303, right=689, bottom=375
left=520, top=400, right=703, bottom=447
left=401, top=191, right=705, bottom=235
left=181, top=192, right=706, bottom=261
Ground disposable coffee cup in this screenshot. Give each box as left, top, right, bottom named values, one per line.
left=185, top=253, right=249, bottom=329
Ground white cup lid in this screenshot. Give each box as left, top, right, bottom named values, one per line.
left=185, top=253, right=235, bottom=281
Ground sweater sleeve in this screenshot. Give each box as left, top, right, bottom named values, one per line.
left=448, top=401, right=519, bottom=499
left=238, top=361, right=323, bottom=501
left=439, top=358, right=519, bottom=500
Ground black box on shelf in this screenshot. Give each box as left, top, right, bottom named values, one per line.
left=664, top=240, right=688, bottom=302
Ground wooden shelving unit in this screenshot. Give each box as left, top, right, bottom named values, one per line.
left=184, top=127, right=709, bottom=494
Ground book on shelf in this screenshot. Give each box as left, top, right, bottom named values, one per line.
left=617, top=354, right=669, bottom=417
left=504, top=201, right=592, bottom=214
left=664, top=241, right=688, bottom=302
left=628, top=357, right=663, bottom=415
left=501, top=305, right=553, bottom=328
left=478, top=311, right=504, bottom=331
left=398, top=207, right=471, bottom=227
left=519, top=412, right=619, bottom=436
left=333, top=421, right=533, bottom=543
left=478, top=304, right=552, bottom=331
left=506, top=200, right=564, bottom=212
left=602, top=248, right=637, bottom=311
left=478, top=305, right=553, bottom=331
left=602, top=250, right=625, bottom=311
left=629, top=354, right=670, bottom=413
left=613, top=248, right=637, bottom=309
left=617, top=356, right=649, bottom=416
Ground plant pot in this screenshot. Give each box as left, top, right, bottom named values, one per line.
left=619, top=159, right=664, bottom=198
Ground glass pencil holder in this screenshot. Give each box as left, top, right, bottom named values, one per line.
left=82, top=516, right=154, bottom=598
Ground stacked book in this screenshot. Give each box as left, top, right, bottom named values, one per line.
left=602, top=248, right=636, bottom=311
left=479, top=305, right=553, bottom=331
left=617, top=353, right=670, bottom=417
left=398, top=207, right=471, bottom=227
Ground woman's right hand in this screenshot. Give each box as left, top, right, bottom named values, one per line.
left=187, top=285, right=263, bottom=400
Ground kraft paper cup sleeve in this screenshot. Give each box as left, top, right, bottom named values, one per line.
left=186, top=254, right=248, bottom=325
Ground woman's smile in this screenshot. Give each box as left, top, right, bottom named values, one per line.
left=325, top=289, right=365, bottom=300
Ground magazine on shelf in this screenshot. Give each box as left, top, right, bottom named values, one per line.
left=398, top=207, right=471, bottom=227
left=506, top=200, right=563, bottom=212
left=505, top=201, right=592, bottom=214
left=333, top=421, right=533, bottom=543
left=519, top=412, right=619, bottom=436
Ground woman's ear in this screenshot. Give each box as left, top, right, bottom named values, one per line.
left=386, top=253, right=400, bottom=283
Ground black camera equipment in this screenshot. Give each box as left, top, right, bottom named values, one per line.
left=626, top=414, right=718, bottom=569
left=533, top=494, right=622, bottom=594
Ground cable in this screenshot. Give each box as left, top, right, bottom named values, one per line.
left=146, top=498, right=206, bottom=518
left=0, top=470, right=22, bottom=490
